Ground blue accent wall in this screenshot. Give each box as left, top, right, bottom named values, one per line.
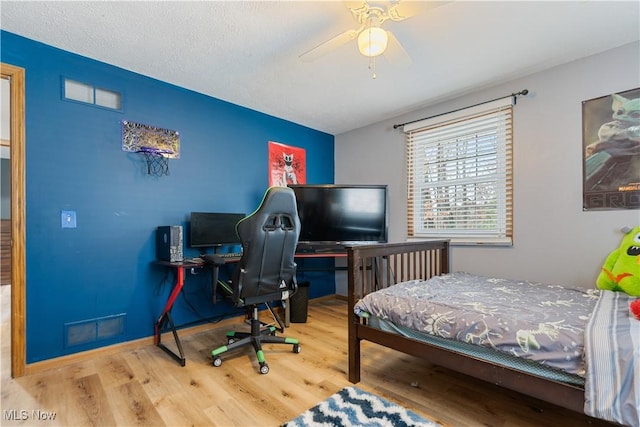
left=1, top=31, right=335, bottom=363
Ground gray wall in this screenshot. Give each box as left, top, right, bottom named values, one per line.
left=335, top=41, right=640, bottom=292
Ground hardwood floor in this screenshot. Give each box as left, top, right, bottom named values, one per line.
left=1, top=288, right=613, bottom=426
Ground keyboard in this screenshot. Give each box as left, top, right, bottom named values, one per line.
left=214, top=252, right=243, bottom=259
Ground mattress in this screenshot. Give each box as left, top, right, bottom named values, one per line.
left=365, top=314, right=585, bottom=386
left=354, top=272, right=600, bottom=378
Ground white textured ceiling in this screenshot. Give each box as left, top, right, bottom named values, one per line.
left=1, top=1, right=639, bottom=135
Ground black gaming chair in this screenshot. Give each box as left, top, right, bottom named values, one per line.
left=208, top=186, right=301, bottom=374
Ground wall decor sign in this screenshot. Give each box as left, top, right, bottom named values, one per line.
left=582, top=87, right=640, bottom=210
left=268, top=141, right=306, bottom=187
left=121, top=120, right=180, bottom=159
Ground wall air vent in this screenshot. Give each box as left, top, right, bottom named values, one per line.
left=64, top=313, right=126, bottom=347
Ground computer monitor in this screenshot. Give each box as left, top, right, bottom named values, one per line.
left=189, top=212, right=245, bottom=249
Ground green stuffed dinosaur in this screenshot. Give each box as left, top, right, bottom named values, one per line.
left=596, top=226, right=640, bottom=296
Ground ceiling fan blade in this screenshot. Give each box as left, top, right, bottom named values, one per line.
left=344, top=1, right=369, bottom=18
left=299, top=29, right=360, bottom=62
left=387, top=1, right=423, bottom=21
left=389, top=1, right=450, bottom=21
left=383, top=31, right=412, bottom=68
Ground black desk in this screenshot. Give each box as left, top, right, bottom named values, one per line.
left=154, top=260, right=203, bottom=365
left=153, top=258, right=241, bottom=366
left=154, top=250, right=346, bottom=366
left=155, top=254, right=297, bottom=366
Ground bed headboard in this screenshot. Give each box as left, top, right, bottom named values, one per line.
left=346, top=240, right=450, bottom=305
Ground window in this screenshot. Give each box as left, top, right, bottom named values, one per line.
left=405, top=98, right=513, bottom=245
left=63, top=78, right=121, bottom=110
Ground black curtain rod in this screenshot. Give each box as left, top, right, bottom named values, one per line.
left=392, top=89, right=529, bottom=130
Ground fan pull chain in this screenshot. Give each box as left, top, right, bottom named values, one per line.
left=368, top=55, right=377, bottom=79
left=367, top=22, right=377, bottom=79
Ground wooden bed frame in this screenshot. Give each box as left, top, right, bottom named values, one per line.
left=346, top=240, right=585, bottom=414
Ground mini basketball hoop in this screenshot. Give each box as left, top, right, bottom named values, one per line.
left=137, top=147, right=173, bottom=176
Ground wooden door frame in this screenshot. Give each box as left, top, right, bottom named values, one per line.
left=2, top=62, right=26, bottom=378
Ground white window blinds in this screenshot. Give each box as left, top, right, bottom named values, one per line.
left=405, top=97, right=513, bottom=245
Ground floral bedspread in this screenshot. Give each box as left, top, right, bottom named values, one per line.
left=354, top=271, right=600, bottom=376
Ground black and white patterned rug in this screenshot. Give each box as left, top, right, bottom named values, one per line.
left=282, top=386, right=439, bottom=427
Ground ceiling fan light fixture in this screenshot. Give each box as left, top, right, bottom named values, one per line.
left=357, top=26, right=388, bottom=57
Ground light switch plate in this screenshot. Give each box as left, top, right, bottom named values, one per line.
left=61, top=210, right=77, bottom=228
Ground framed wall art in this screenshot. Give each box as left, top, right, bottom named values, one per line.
left=268, top=141, right=306, bottom=187
left=582, top=87, right=640, bottom=210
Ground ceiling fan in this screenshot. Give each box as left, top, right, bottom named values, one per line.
left=299, top=0, right=421, bottom=72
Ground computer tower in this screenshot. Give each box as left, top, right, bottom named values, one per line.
left=156, top=226, right=183, bottom=262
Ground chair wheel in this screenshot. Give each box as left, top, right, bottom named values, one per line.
left=227, top=338, right=237, bottom=344
left=259, top=363, right=269, bottom=374
left=293, top=344, right=301, bottom=353
left=212, top=357, right=222, bottom=367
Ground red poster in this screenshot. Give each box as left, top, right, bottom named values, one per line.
left=268, top=141, right=306, bottom=186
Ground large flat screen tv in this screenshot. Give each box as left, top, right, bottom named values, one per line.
left=289, top=184, right=388, bottom=248
left=189, top=212, right=245, bottom=248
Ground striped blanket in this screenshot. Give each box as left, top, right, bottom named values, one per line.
left=584, top=291, right=640, bottom=427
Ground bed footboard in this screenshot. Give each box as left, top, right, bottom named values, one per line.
left=346, top=240, right=450, bottom=383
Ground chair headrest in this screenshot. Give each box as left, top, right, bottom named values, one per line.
left=254, top=186, right=298, bottom=216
